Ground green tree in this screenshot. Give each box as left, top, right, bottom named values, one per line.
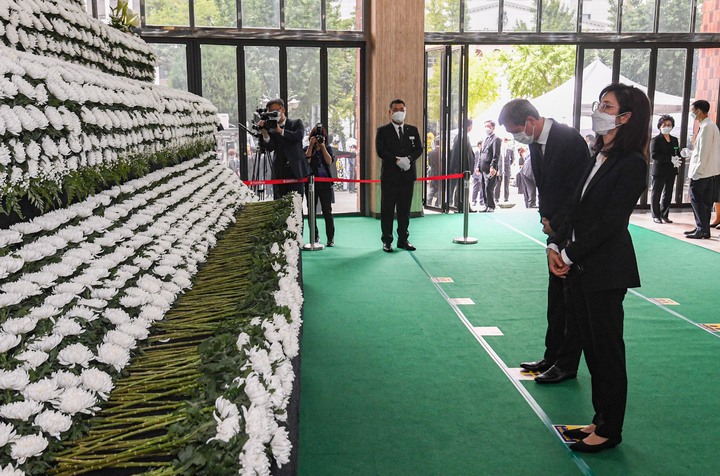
left=499, top=45, right=575, bottom=98
left=425, top=0, right=460, bottom=31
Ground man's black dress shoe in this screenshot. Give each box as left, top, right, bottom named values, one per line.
left=683, top=228, right=698, bottom=235
left=397, top=242, right=416, bottom=251
left=652, top=217, right=663, bottom=224
left=570, top=436, right=622, bottom=453
left=382, top=243, right=393, bottom=253
left=685, top=231, right=711, bottom=239
left=563, top=428, right=593, bottom=440
left=480, top=207, right=495, bottom=213
left=519, top=358, right=552, bottom=372
left=662, top=217, right=673, bottom=223
left=535, top=365, right=577, bottom=384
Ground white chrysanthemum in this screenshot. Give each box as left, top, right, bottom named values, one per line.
left=80, top=368, right=114, bottom=400
left=138, top=305, right=165, bottom=322
left=45, top=293, right=75, bottom=309
left=244, top=374, right=271, bottom=407
left=66, top=306, right=97, bottom=321
left=57, top=343, right=94, bottom=368
left=0, top=463, right=25, bottom=475
left=27, top=305, right=61, bottom=320
left=116, top=321, right=150, bottom=340
left=0, top=401, right=44, bottom=421
left=77, top=298, right=107, bottom=309
left=2, top=316, right=38, bottom=335
left=0, top=293, right=23, bottom=309
left=103, top=308, right=132, bottom=325
left=53, top=317, right=84, bottom=337
left=102, top=330, right=137, bottom=350
left=27, top=334, right=64, bottom=352
left=52, top=370, right=82, bottom=389
left=0, top=422, right=18, bottom=448
left=0, top=369, right=30, bottom=391
left=238, top=438, right=271, bottom=475
left=10, top=433, right=48, bottom=464
left=54, top=387, right=98, bottom=416
left=270, top=427, right=292, bottom=467
left=33, top=410, right=72, bottom=439
left=236, top=332, right=251, bottom=351
left=16, top=350, right=49, bottom=370
left=95, top=343, right=130, bottom=372
left=54, top=282, right=86, bottom=296
left=22, top=378, right=61, bottom=404
left=247, top=348, right=272, bottom=378
left=0, top=333, right=21, bottom=353
left=90, top=288, right=117, bottom=301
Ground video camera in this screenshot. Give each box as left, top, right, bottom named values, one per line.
left=314, top=123, right=325, bottom=144
left=252, top=108, right=281, bottom=132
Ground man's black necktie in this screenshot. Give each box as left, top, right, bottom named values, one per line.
left=398, top=126, right=403, bottom=142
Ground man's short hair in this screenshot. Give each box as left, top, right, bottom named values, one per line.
left=692, top=99, right=710, bottom=114
left=498, top=99, right=540, bottom=127
left=389, top=98, right=405, bottom=109
left=266, top=98, right=285, bottom=109
left=484, top=120, right=495, bottom=128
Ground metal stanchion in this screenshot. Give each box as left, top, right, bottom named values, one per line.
left=302, top=175, right=325, bottom=251
left=453, top=170, right=478, bottom=244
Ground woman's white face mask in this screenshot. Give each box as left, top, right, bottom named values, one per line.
left=660, top=126, right=672, bottom=135
left=591, top=109, right=627, bottom=136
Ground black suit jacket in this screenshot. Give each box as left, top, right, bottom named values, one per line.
left=265, top=118, right=310, bottom=180
left=552, top=151, right=647, bottom=293
left=376, top=122, right=424, bottom=182
left=478, top=134, right=501, bottom=173
left=649, top=134, right=679, bottom=177
left=530, top=119, right=592, bottom=233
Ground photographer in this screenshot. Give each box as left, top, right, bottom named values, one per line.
left=305, top=124, right=336, bottom=246
left=259, top=98, right=309, bottom=199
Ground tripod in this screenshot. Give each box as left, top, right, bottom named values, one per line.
left=238, top=122, right=274, bottom=200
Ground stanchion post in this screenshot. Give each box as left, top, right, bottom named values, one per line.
left=453, top=170, right=478, bottom=244
left=303, top=175, right=325, bottom=251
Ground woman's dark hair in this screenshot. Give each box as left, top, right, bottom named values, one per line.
left=310, top=124, right=329, bottom=142
left=594, top=83, right=650, bottom=159
left=657, top=114, right=675, bottom=129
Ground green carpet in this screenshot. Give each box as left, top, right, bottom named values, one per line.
left=298, top=211, right=719, bottom=475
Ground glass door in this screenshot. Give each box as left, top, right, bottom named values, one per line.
left=424, top=44, right=470, bottom=213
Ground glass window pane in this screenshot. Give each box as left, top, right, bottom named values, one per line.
left=656, top=49, right=686, bottom=100
left=620, top=0, right=654, bottom=32
left=327, top=0, right=362, bottom=30
left=425, top=0, right=460, bottom=32
left=582, top=0, right=614, bottom=32
left=99, top=0, right=140, bottom=23
left=152, top=43, right=188, bottom=91
left=695, top=0, right=720, bottom=32
left=425, top=47, right=444, bottom=208
left=503, top=0, right=537, bottom=32
left=145, top=0, right=189, bottom=27
left=581, top=49, right=615, bottom=135
left=242, top=0, right=280, bottom=28
left=464, top=0, right=499, bottom=32
left=659, top=0, right=690, bottom=32
left=194, top=0, right=237, bottom=27
left=328, top=48, right=360, bottom=212
left=85, top=0, right=92, bottom=15
left=541, top=0, right=578, bottom=32
left=286, top=0, right=321, bottom=29
left=620, top=48, right=650, bottom=88
left=287, top=48, right=320, bottom=129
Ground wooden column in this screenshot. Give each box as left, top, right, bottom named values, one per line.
left=366, top=0, right=425, bottom=217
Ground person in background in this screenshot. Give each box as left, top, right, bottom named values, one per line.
left=684, top=99, right=720, bottom=239
left=499, top=99, right=591, bottom=384
left=495, top=138, right=515, bottom=204
left=477, top=120, right=502, bottom=212
left=376, top=98, right=423, bottom=253
left=515, top=147, right=537, bottom=208
left=585, top=134, right=596, bottom=153
left=471, top=140, right=486, bottom=210
left=227, top=148, right=239, bottom=176
left=305, top=124, right=336, bottom=247
left=427, top=137, right=442, bottom=207
left=649, top=115, right=680, bottom=224
left=450, top=119, right=475, bottom=212
left=548, top=83, right=650, bottom=453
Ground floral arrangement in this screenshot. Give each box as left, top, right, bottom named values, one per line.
left=109, top=0, right=140, bottom=34
left=0, top=43, right=219, bottom=223
left=0, top=0, right=157, bottom=82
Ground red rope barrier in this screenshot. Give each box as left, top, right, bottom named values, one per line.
left=243, top=173, right=464, bottom=187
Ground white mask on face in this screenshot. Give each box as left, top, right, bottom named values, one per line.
left=392, top=111, right=406, bottom=123
left=591, top=109, right=625, bottom=136
left=484, top=127, right=493, bottom=136
left=690, top=111, right=697, bottom=121
left=660, top=126, right=672, bottom=135
left=512, top=122, right=534, bottom=144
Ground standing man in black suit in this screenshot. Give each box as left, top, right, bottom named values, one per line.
left=499, top=99, right=591, bottom=384
left=376, top=99, right=424, bottom=253
left=259, top=98, right=310, bottom=199
left=477, top=120, right=502, bottom=212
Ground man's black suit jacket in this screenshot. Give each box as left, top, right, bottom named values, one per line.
left=551, top=151, right=647, bottom=293
left=265, top=118, right=309, bottom=180
left=478, top=134, right=501, bottom=173
left=530, top=120, right=592, bottom=232
left=376, top=122, right=423, bottom=182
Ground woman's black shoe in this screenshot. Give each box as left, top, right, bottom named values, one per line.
left=570, top=436, right=622, bottom=453
left=563, top=428, right=593, bottom=440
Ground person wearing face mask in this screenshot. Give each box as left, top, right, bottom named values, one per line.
left=476, top=120, right=502, bottom=212
left=375, top=99, right=424, bottom=253
left=649, top=115, right=680, bottom=224
left=498, top=99, right=591, bottom=384
left=449, top=119, right=475, bottom=212
left=684, top=99, right=720, bottom=239
left=547, top=83, right=650, bottom=453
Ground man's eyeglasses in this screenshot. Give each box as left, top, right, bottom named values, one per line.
left=592, top=101, right=617, bottom=112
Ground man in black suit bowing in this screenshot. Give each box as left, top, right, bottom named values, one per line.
left=499, top=99, right=591, bottom=384
left=259, top=98, right=310, bottom=199
left=376, top=99, right=424, bottom=253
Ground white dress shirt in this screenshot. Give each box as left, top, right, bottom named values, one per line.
left=688, top=117, right=720, bottom=179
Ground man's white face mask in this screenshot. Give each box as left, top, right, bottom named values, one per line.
left=392, top=111, right=406, bottom=123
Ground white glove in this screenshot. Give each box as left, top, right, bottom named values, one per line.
left=396, top=156, right=411, bottom=171
left=671, top=156, right=681, bottom=168
left=680, top=147, right=691, bottom=158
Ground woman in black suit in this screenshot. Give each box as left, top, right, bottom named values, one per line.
left=547, top=83, right=650, bottom=453
left=649, top=115, right=680, bottom=223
